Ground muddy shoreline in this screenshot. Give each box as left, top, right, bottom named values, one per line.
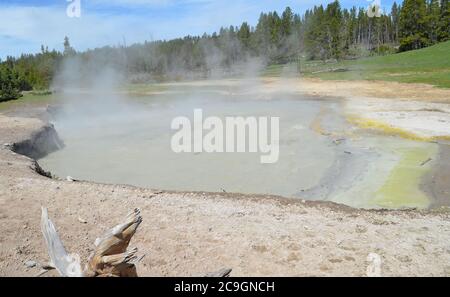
left=0, top=110, right=363, bottom=214
left=423, top=143, right=450, bottom=208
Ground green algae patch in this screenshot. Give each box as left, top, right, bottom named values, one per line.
left=372, top=145, right=438, bottom=209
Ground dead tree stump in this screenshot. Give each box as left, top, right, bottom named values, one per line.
left=41, top=207, right=142, bottom=277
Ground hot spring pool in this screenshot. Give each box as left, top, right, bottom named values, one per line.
left=39, top=89, right=439, bottom=209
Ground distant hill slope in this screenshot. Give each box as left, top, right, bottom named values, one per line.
left=297, top=41, right=450, bottom=88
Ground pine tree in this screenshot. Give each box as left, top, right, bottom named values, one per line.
left=438, top=0, right=450, bottom=41
left=305, top=5, right=328, bottom=60
left=269, top=12, right=282, bottom=47
left=254, top=13, right=271, bottom=56
left=428, top=0, right=441, bottom=44
left=63, top=36, right=76, bottom=56
left=281, top=7, right=294, bottom=37
left=399, top=0, right=430, bottom=51
left=237, top=22, right=251, bottom=49
left=346, top=7, right=358, bottom=47
left=391, top=2, right=400, bottom=43
left=325, top=0, right=344, bottom=59
left=0, top=65, right=22, bottom=101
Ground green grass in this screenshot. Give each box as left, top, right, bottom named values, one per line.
left=269, top=41, right=450, bottom=88
left=262, top=64, right=285, bottom=77
left=0, top=92, right=57, bottom=111
left=124, top=83, right=168, bottom=94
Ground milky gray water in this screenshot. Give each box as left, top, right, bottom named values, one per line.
left=39, top=92, right=339, bottom=197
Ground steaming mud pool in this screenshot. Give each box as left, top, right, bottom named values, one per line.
left=39, top=89, right=443, bottom=209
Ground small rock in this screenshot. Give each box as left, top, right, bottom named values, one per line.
left=25, top=260, right=37, bottom=268
left=356, top=224, right=367, bottom=233
left=78, top=217, right=87, bottom=224
left=252, top=244, right=268, bottom=253
left=344, top=256, right=355, bottom=261
left=397, top=255, right=412, bottom=263
left=66, top=176, right=75, bottom=182
left=41, top=263, right=55, bottom=270
left=287, top=252, right=300, bottom=262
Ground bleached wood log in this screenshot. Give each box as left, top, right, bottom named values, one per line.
left=40, top=207, right=83, bottom=277
left=85, top=208, right=142, bottom=277
left=41, top=207, right=226, bottom=277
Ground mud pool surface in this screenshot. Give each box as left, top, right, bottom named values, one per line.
left=38, top=89, right=442, bottom=209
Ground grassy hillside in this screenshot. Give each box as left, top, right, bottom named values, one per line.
left=269, top=41, right=450, bottom=88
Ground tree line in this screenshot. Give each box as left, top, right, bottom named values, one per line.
left=0, top=0, right=449, bottom=100
left=0, top=46, right=63, bottom=101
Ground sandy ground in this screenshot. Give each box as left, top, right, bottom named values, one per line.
left=1, top=78, right=450, bottom=277
left=295, top=78, right=450, bottom=103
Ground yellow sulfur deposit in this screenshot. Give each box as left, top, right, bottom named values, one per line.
left=372, top=145, right=438, bottom=209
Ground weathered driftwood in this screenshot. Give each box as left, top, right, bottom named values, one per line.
left=85, top=208, right=142, bottom=277
left=420, top=158, right=432, bottom=166
left=40, top=207, right=83, bottom=277
left=41, top=207, right=142, bottom=277
left=42, top=207, right=231, bottom=277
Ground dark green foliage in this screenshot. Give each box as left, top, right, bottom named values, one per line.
left=325, top=1, right=344, bottom=59
left=1, top=46, right=63, bottom=91
left=63, top=36, right=76, bottom=56
left=304, top=1, right=401, bottom=60
left=0, top=42, right=63, bottom=101
left=0, top=64, right=22, bottom=101
left=438, top=0, right=450, bottom=42
left=238, top=22, right=251, bottom=49
left=399, top=0, right=430, bottom=51
left=392, top=2, right=401, bottom=44
left=428, top=0, right=441, bottom=43
left=304, top=5, right=328, bottom=60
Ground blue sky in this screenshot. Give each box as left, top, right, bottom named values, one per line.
left=0, top=0, right=397, bottom=59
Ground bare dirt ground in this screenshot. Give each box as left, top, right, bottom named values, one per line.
left=165, top=77, right=450, bottom=102
left=1, top=78, right=450, bottom=277
left=273, top=77, right=450, bottom=103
